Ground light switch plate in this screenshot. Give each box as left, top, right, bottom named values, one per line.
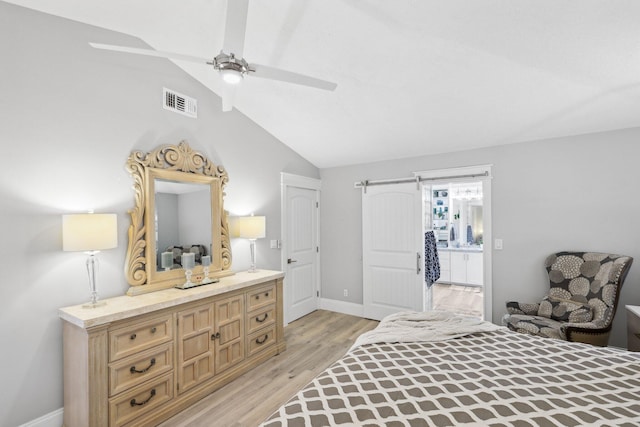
left=495, top=239, right=503, bottom=250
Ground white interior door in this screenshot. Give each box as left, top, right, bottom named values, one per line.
left=362, top=183, right=424, bottom=320
left=285, top=186, right=319, bottom=323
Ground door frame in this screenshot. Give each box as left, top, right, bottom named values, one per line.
left=415, top=165, right=493, bottom=322
left=280, top=172, right=321, bottom=325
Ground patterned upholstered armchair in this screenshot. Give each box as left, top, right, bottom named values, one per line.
left=503, top=251, right=633, bottom=347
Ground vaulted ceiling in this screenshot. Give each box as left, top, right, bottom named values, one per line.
left=6, top=0, right=640, bottom=168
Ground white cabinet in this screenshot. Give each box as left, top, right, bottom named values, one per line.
left=450, top=252, right=466, bottom=284
left=436, top=251, right=451, bottom=282
left=466, top=252, right=483, bottom=285
left=449, top=251, right=483, bottom=286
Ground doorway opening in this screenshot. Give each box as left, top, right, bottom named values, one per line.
left=358, top=164, right=492, bottom=322
left=425, top=181, right=484, bottom=318
left=416, top=164, right=492, bottom=321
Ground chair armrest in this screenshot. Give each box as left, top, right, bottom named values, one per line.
left=506, top=301, right=539, bottom=315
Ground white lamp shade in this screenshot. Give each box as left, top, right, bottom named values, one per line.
left=237, top=216, right=266, bottom=239
left=63, top=213, right=118, bottom=252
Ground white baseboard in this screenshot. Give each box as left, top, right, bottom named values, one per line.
left=319, top=298, right=364, bottom=318
left=19, top=408, right=63, bottom=427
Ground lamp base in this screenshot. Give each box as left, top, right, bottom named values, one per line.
left=84, top=253, right=106, bottom=309
left=248, top=239, right=258, bottom=273
left=82, top=300, right=107, bottom=309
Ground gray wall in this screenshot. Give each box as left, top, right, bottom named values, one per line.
left=320, top=130, right=640, bottom=348
left=179, top=190, right=213, bottom=250
left=156, top=192, right=179, bottom=263
left=0, top=3, right=318, bottom=426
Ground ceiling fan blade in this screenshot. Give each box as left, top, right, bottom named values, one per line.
left=89, top=43, right=210, bottom=65
left=250, top=63, right=337, bottom=91
left=222, top=0, right=249, bottom=58
left=221, top=84, right=238, bottom=112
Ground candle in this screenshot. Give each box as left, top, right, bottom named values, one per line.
left=161, top=252, right=173, bottom=269
left=182, top=252, right=195, bottom=270
left=201, top=255, right=211, bottom=267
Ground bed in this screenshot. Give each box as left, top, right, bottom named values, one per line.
left=260, top=311, right=640, bottom=426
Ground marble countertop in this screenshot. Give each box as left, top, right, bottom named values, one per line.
left=438, top=246, right=483, bottom=253
left=59, top=270, right=284, bottom=329
left=626, top=305, right=640, bottom=317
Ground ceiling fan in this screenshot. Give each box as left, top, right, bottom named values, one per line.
left=89, top=0, right=337, bottom=112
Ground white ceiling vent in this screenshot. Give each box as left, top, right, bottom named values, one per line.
left=163, top=87, right=197, bottom=118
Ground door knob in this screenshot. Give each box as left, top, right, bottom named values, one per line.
left=287, top=258, right=297, bottom=264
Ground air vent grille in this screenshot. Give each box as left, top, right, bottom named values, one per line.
left=163, top=87, right=197, bottom=118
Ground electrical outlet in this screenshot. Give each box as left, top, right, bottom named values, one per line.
left=343, top=289, right=348, bottom=297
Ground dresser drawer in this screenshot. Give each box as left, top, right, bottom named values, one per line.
left=247, top=325, right=276, bottom=357
left=109, top=314, right=173, bottom=361
left=109, top=372, right=174, bottom=427
left=109, top=343, right=173, bottom=396
left=247, top=283, right=276, bottom=311
left=247, top=304, right=276, bottom=335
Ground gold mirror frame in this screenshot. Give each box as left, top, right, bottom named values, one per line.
left=125, top=141, right=233, bottom=295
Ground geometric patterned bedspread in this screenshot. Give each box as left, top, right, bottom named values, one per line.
left=260, top=329, right=640, bottom=426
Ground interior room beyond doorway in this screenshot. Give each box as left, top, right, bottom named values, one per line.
left=426, top=181, right=484, bottom=318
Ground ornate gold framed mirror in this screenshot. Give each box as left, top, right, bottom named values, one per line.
left=125, top=141, right=233, bottom=295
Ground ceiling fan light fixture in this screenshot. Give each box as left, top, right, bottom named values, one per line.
left=220, top=68, right=244, bottom=85
left=213, top=51, right=252, bottom=85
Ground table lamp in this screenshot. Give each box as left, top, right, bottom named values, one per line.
left=63, top=213, right=118, bottom=308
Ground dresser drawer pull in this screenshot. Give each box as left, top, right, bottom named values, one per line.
left=255, top=334, right=269, bottom=345
left=130, top=358, right=156, bottom=374
left=255, top=292, right=271, bottom=300
left=129, top=326, right=157, bottom=341
left=130, top=388, right=156, bottom=407
left=256, top=313, right=269, bottom=323
left=211, top=332, right=220, bottom=341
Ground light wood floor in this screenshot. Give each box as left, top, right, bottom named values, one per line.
left=431, top=282, right=483, bottom=317
left=158, top=310, right=378, bottom=427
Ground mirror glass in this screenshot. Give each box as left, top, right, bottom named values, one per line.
left=154, top=179, right=212, bottom=272
left=124, top=141, right=233, bottom=295
left=450, top=182, right=483, bottom=246
left=469, top=205, right=483, bottom=245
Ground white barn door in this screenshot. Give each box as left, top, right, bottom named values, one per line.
left=362, top=183, right=424, bottom=320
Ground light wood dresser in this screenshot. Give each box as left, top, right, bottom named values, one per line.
left=59, top=270, right=285, bottom=427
